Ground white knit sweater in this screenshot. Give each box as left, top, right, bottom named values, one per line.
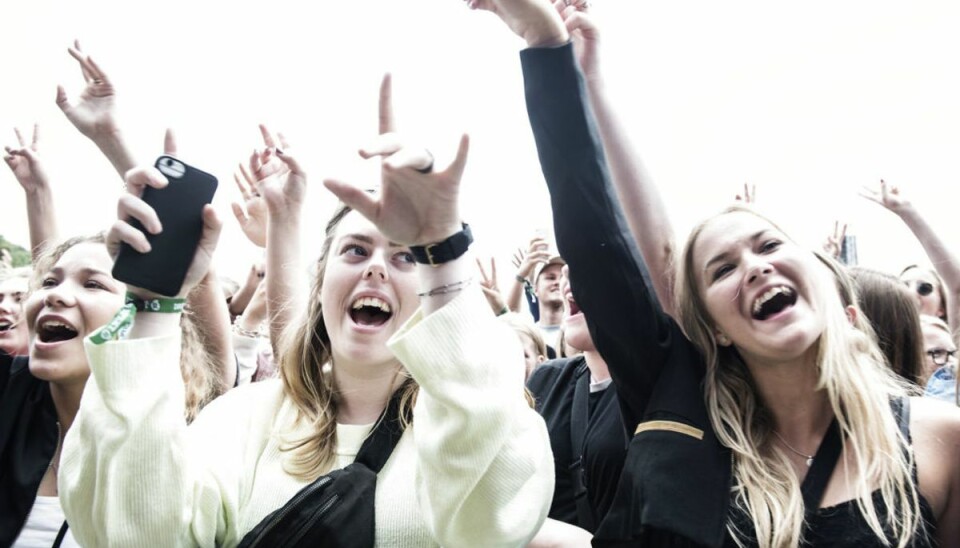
left=59, top=288, right=553, bottom=547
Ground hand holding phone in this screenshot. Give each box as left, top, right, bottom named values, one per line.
left=112, top=155, right=219, bottom=296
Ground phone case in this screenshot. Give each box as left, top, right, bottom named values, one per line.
left=112, top=156, right=219, bottom=296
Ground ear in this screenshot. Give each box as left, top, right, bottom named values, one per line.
left=844, top=304, right=858, bottom=326
left=715, top=329, right=732, bottom=347
left=537, top=354, right=546, bottom=364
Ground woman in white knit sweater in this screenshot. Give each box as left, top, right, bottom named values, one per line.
left=59, top=77, right=553, bottom=547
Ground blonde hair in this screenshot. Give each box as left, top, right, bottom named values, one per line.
left=677, top=205, right=922, bottom=547
left=277, top=204, right=419, bottom=480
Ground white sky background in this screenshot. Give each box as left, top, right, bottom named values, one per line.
left=2, top=0, right=960, bottom=284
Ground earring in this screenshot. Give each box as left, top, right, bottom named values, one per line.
left=716, top=333, right=731, bottom=346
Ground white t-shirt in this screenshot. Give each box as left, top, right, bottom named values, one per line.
left=13, top=495, right=80, bottom=547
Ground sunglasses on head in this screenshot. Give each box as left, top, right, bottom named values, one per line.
left=906, top=281, right=935, bottom=297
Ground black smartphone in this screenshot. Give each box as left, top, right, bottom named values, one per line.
left=112, top=156, right=218, bottom=296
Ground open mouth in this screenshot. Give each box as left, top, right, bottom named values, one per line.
left=38, top=320, right=79, bottom=343
left=751, top=286, right=797, bottom=321
left=567, top=296, right=581, bottom=316
left=349, top=297, right=393, bottom=327
left=0, top=319, right=14, bottom=332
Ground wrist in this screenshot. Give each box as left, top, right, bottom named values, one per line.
left=410, top=223, right=473, bottom=267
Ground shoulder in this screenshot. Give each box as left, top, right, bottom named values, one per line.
left=527, top=357, right=584, bottom=393
left=190, top=378, right=286, bottom=432
left=909, top=396, right=960, bottom=519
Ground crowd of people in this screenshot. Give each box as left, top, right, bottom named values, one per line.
left=1, top=0, right=958, bottom=546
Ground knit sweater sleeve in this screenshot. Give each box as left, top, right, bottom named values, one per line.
left=59, top=333, right=243, bottom=547
left=388, top=285, right=555, bottom=547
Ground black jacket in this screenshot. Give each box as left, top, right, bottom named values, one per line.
left=0, top=351, right=59, bottom=547
left=521, top=44, right=732, bottom=547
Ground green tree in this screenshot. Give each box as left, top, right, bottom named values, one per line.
left=0, top=234, right=31, bottom=267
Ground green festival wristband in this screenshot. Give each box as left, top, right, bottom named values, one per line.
left=124, top=293, right=187, bottom=313
left=88, top=294, right=186, bottom=346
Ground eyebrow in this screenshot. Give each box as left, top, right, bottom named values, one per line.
left=339, top=233, right=405, bottom=248
left=703, top=230, right=770, bottom=273
left=49, top=266, right=115, bottom=279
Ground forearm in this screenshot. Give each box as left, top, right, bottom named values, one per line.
left=506, top=276, right=527, bottom=313
left=897, top=204, right=960, bottom=328
left=389, top=287, right=553, bottom=546
left=586, top=76, right=677, bottom=316
left=91, top=130, right=138, bottom=178
left=188, top=270, right=237, bottom=390
left=24, top=187, right=58, bottom=259
left=266, top=213, right=306, bottom=353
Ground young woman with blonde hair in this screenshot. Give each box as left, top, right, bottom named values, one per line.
left=472, top=0, right=960, bottom=545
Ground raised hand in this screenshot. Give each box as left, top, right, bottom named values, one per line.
left=244, top=125, right=306, bottom=218
left=324, top=74, right=468, bottom=246
left=821, top=220, right=847, bottom=259
left=516, top=236, right=552, bottom=281
left=111, top=130, right=222, bottom=299
left=860, top=178, right=909, bottom=214
left=465, top=0, right=569, bottom=48
left=231, top=160, right=268, bottom=248
left=477, top=257, right=508, bottom=314
left=56, top=41, right=120, bottom=140
left=735, top=182, right=756, bottom=204
left=3, top=125, right=50, bottom=194
left=552, top=0, right=600, bottom=79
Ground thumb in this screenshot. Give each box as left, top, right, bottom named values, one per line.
left=55, top=85, right=71, bottom=111
left=231, top=202, right=249, bottom=225
left=197, top=204, right=223, bottom=257
left=164, top=128, right=178, bottom=157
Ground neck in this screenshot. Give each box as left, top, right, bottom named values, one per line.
left=743, top=349, right=833, bottom=446
left=538, top=302, right=565, bottom=326
left=332, top=358, right=406, bottom=425
left=583, top=349, right=610, bottom=383
left=49, top=379, right=84, bottom=434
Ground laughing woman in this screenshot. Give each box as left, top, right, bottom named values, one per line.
left=470, top=1, right=960, bottom=546
left=58, top=80, right=552, bottom=547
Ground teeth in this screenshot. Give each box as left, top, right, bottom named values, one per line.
left=351, top=297, right=391, bottom=314
left=41, top=320, right=74, bottom=331
left=752, top=286, right=790, bottom=315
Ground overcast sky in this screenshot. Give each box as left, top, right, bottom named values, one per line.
left=3, top=0, right=960, bottom=283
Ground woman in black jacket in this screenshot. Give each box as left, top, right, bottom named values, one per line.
left=468, top=1, right=960, bottom=546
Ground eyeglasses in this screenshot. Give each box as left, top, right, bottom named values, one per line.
left=905, top=281, right=935, bottom=297
left=926, top=348, right=957, bottom=366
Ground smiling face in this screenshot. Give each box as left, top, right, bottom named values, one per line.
left=319, top=212, right=419, bottom=371
left=24, top=242, right=126, bottom=385
left=900, top=266, right=945, bottom=319
left=535, top=263, right=564, bottom=308
left=0, top=274, right=30, bottom=356
left=690, top=211, right=828, bottom=367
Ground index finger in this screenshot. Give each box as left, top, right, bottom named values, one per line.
left=164, top=128, right=177, bottom=156
left=378, top=73, right=395, bottom=135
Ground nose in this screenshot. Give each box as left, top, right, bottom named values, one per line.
left=43, top=283, right=77, bottom=309
left=362, top=252, right=389, bottom=282
left=744, top=256, right=774, bottom=285
left=0, top=297, right=16, bottom=314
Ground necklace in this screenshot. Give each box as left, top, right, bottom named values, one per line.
left=773, top=430, right=815, bottom=467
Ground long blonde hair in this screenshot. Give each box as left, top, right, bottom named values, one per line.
left=676, top=206, right=922, bottom=547
left=277, top=204, right=418, bottom=480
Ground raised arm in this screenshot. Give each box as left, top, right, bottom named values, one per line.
left=57, top=41, right=138, bottom=177
left=505, top=236, right=551, bottom=313
left=3, top=125, right=58, bottom=258
left=557, top=2, right=678, bottom=316
left=862, top=179, right=960, bottom=334
left=469, top=0, right=680, bottom=430
left=59, top=132, right=231, bottom=547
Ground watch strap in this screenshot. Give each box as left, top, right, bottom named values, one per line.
left=410, top=224, right=473, bottom=266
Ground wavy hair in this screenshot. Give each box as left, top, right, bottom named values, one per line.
left=676, top=205, right=922, bottom=547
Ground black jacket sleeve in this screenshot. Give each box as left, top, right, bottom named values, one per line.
left=520, top=43, right=677, bottom=431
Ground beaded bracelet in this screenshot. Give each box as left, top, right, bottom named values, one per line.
left=417, top=278, right=473, bottom=298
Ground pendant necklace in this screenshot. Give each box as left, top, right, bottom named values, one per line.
left=773, top=430, right=815, bottom=467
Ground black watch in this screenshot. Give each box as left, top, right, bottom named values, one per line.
left=410, top=223, right=473, bottom=266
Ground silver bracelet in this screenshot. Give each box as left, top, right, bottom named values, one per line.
left=233, top=321, right=263, bottom=339
left=418, top=278, right=473, bottom=298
